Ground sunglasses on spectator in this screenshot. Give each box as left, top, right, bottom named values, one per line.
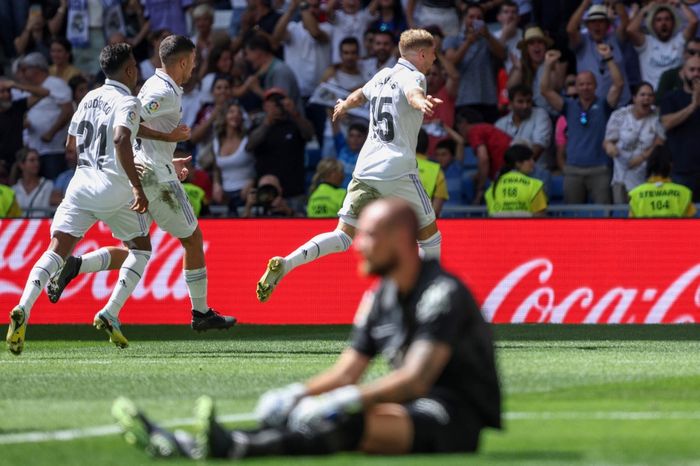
left=579, top=111, right=589, bottom=126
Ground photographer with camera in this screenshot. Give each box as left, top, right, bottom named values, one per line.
left=246, top=87, right=315, bottom=214
left=243, top=174, right=294, bottom=217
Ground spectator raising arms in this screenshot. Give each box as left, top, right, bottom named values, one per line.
left=604, top=82, right=665, bottom=204
left=541, top=46, right=624, bottom=205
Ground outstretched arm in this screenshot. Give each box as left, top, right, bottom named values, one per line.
left=540, top=50, right=564, bottom=113
left=567, top=0, right=592, bottom=50
left=406, top=88, right=443, bottom=117
left=332, top=87, right=368, bottom=121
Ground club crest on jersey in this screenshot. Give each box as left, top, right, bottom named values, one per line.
left=146, top=100, right=160, bottom=113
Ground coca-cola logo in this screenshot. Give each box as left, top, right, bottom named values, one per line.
left=0, top=219, right=207, bottom=301
left=483, top=258, right=700, bottom=324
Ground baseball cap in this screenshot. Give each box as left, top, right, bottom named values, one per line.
left=264, top=87, right=287, bottom=100
left=19, top=52, right=49, bottom=70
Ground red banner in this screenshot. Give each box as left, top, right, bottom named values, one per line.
left=1, top=219, right=699, bottom=324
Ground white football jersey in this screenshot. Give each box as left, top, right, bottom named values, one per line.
left=134, top=68, right=182, bottom=183
left=64, top=79, right=140, bottom=212
left=353, top=58, right=426, bottom=181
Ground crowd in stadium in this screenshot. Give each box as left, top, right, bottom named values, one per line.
left=1, top=0, right=699, bottom=218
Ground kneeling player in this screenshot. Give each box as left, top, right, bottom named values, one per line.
left=113, top=199, right=502, bottom=459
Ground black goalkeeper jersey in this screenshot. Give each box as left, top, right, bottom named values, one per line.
left=350, top=260, right=501, bottom=429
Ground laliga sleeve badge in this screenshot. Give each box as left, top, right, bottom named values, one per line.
left=146, top=100, right=160, bottom=113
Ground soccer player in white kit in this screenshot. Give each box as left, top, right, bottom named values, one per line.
left=6, top=44, right=150, bottom=355
left=47, top=35, right=236, bottom=332
left=257, top=29, right=444, bottom=303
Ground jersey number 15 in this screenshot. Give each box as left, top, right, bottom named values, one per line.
left=370, top=97, right=395, bottom=142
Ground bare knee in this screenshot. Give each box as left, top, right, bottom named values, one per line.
left=359, top=404, right=413, bottom=454
left=337, top=220, right=356, bottom=239
left=179, top=227, right=203, bottom=249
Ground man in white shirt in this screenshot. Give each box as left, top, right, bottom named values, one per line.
left=256, top=29, right=444, bottom=303
left=7, top=44, right=149, bottom=355
left=360, top=30, right=399, bottom=81
left=16, top=52, right=73, bottom=180
left=49, top=36, right=237, bottom=334
left=495, top=84, right=552, bottom=161
left=627, top=1, right=698, bottom=89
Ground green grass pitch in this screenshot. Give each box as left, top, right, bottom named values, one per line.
left=1, top=325, right=700, bottom=465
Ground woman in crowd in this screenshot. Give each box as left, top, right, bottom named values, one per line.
left=49, top=37, right=81, bottom=83
left=11, top=148, right=56, bottom=218
left=199, top=102, right=255, bottom=215
left=199, top=44, right=234, bottom=105
left=191, top=74, right=233, bottom=147
left=485, top=144, right=547, bottom=217
left=369, top=0, right=407, bottom=38
left=604, top=82, right=665, bottom=204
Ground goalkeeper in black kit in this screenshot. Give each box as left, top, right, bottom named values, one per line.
left=113, top=198, right=501, bottom=459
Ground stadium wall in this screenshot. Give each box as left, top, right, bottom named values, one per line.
left=0, top=218, right=698, bottom=324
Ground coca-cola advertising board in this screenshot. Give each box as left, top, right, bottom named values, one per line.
left=0, top=219, right=698, bottom=324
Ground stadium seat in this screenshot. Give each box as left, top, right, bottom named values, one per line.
left=463, top=147, right=478, bottom=170
left=549, top=174, right=564, bottom=204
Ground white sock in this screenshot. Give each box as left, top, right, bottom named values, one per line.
left=284, top=230, right=352, bottom=273
left=418, top=231, right=442, bottom=261
left=19, top=250, right=64, bottom=318
left=184, top=267, right=208, bottom=313
left=102, top=250, right=151, bottom=319
left=79, top=248, right=112, bottom=273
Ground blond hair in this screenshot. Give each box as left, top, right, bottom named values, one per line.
left=309, top=158, right=344, bottom=194
left=398, top=29, right=434, bottom=57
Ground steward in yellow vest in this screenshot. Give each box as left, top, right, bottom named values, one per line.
left=306, top=158, right=346, bottom=218
left=628, top=146, right=696, bottom=218
left=485, top=145, right=547, bottom=217
left=182, top=183, right=206, bottom=217
left=0, top=185, right=22, bottom=218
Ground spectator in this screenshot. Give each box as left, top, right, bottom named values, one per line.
left=0, top=0, right=28, bottom=59
left=320, top=37, right=367, bottom=91
left=554, top=73, right=577, bottom=172
left=485, top=144, right=547, bottom=217
left=140, top=0, right=193, bottom=36
left=246, top=87, right=315, bottom=210
left=244, top=33, right=304, bottom=113
left=455, top=108, right=512, bottom=204
left=434, top=137, right=464, bottom=205
left=235, top=0, right=281, bottom=47
left=49, top=38, right=82, bottom=83
left=199, top=102, right=255, bottom=215
left=139, top=29, right=170, bottom=80
left=507, top=25, right=564, bottom=116
left=50, top=142, right=77, bottom=205
left=191, top=74, right=233, bottom=147
left=659, top=55, right=700, bottom=200
left=541, top=47, right=623, bottom=204
left=657, top=38, right=700, bottom=102
left=629, top=145, right=696, bottom=218
left=0, top=183, right=22, bottom=218
left=191, top=3, right=216, bottom=63
left=495, top=84, right=552, bottom=165
left=198, top=44, right=234, bottom=105
left=416, top=129, right=449, bottom=217
left=444, top=3, right=506, bottom=123
left=368, top=0, right=408, bottom=39
left=14, top=5, right=53, bottom=61
left=567, top=0, right=631, bottom=107
left=495, top=1, right=522, bottom=74
left=122, top=0, right=150, bottom=62
left=604, top=82, right=666, bottom=204
left=326, top=0, right=378, bottom=64
left=16, top=52, right=73, bottom=180
left=331, top=117, right=367, bottom=187
left=243, top=174, right=295, bottom=217
left=627, top=1, right=698, bottom=90
left=422, top=30, right=459, bottom=155
left=0, top=77, right=49, bottom=174
left=272, top=0, right=333, bottom=145
left=68, top=74, right=90, bottom=111
left=11, top=148, right=56, bottom=218
left=406, top=0, right=460, bottom=37
left=306, top=158, right=347, bottom=217
left=360, top=29, right=398, bottom=79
